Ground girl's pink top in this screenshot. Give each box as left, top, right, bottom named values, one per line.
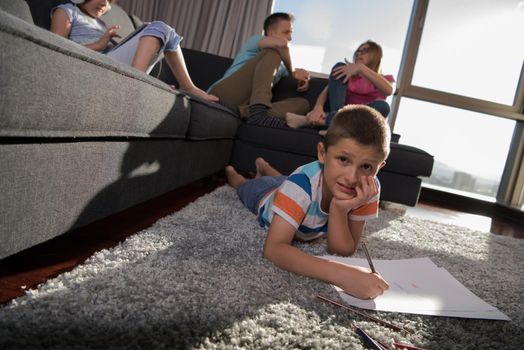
left=346, top=74, right=395, bottom=105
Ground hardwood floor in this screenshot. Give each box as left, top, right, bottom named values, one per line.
left=406, top=202, right=523, bottom=238
left=0, top=177, right=224, bottom=305
left=1, top=176, right=522, bottom=305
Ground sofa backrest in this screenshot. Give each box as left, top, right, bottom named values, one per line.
left=0, top=0, right=33, bottom=23
left=24, top=0, right=67, bottom=29
left=100, top=3, right=137, bottom=42
left=158, top=48, right=234, bottom=91
left=159, top=47, right=327, bottom=108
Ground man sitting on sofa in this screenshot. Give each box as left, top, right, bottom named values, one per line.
left=208, top=12, right=311, bottom=128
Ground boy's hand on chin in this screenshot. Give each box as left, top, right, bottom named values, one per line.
left=331, top=176, right=377, bottom=212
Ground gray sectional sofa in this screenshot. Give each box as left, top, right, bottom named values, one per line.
left=0, top=0, right=433, bottom=260
left=0, top=0, right=240, bottom=259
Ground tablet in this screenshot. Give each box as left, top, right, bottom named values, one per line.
left=110, top=23, right=147, bottom=51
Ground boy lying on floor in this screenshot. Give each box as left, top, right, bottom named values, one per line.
left=225, top=104, right=390, bottom=299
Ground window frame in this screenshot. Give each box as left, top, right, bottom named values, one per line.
left=389, top=0, right=524, bottom=209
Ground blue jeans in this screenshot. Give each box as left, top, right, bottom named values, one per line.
left=106, top=21, right=182, bottom=73
left=324, top=62, right=390, bottom=126
left=237, top=176, right=287, bottom=214
left=141, top=21, right=183, bottom=52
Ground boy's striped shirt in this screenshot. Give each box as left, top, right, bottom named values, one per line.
left=257, top=161, right=380, bottom=241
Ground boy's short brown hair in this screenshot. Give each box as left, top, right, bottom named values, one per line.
left=323, top=105, right=390, bottom=160
left=263, top=12, right=294, bottom=36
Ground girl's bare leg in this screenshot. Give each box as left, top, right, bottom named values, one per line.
left=131, top=36, right=161, bottom=72
left=255, top=157, right=282, bottom=178
left=164, top=49, right=219, bottom=102
left=225, top=165, right=248, bottom=189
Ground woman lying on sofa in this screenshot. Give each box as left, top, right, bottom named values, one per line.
left=50, top=0, right=218, bottom=102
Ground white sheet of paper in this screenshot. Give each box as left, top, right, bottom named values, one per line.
left=320, top=255, right=510, bottom=321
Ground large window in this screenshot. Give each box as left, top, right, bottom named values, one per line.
left=394, top=99, right=515, bottom=199
left=273, top=0, right=413, bottom=77
left=392, top=0, right=524, bottom=204
left=273, top=0, right=524, bottom=208
left=411, top=1, right=524, bottom=105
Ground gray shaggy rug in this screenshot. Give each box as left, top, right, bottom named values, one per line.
left=1, top=186, right=523, bottom=349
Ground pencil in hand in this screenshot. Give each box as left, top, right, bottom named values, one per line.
left=361, top=242, right=376, bottom=273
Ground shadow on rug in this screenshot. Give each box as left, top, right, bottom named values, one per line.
left=1, top=186, right=522, bottom=349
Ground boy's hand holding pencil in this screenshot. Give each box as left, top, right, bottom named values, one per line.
left=330, top=259, right=389, bottom=300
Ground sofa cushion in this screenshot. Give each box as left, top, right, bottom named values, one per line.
left=235, top=123, right=433, bottom=177
left=385, top=143, right=433, bottom=177
left=183, top=94, right=240, bottom=140
left=377, top=171, right=422, bottom=206
left=230, top=139, right=424, bottom=206
left=236, top=123, right=322, bottom=155
left=0, top=9, right=191, bottom=139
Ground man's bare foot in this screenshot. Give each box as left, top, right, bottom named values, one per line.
left=255, top=157, right=282, bottom=177
left=285, top=112, right=309, bottom=129
left=318, top=129, right=327, bottom=136
left=225, top=165, right=247, bottom=189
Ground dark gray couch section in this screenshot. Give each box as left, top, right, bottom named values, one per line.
left=167, top=48, right=433, bottom=205
left=0, top=2, right=240, bottom=259
left=230, top=113, right=433, bottom=207
left=0, top=139, right=233, bottom=258
left=230, top=139, right=424, bottom=206
left=233, top=124, right=433, bottom=177
left=376, top=172, right=422, bottom=207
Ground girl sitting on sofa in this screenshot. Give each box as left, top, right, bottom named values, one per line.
left=50, top=0, right=218, bottom=102
left=285, top=40, right=394, bottom=133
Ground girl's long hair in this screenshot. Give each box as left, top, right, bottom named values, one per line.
left=354, top=40, right=383, bottom=73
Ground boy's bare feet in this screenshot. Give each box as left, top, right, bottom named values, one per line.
left=225, top=165, right=247, bottom=189
left=255, top=157, right=282, bottom=177
left=285, top=112, right=309, bottom=129
left=255, top=157, right=268, bottom=178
